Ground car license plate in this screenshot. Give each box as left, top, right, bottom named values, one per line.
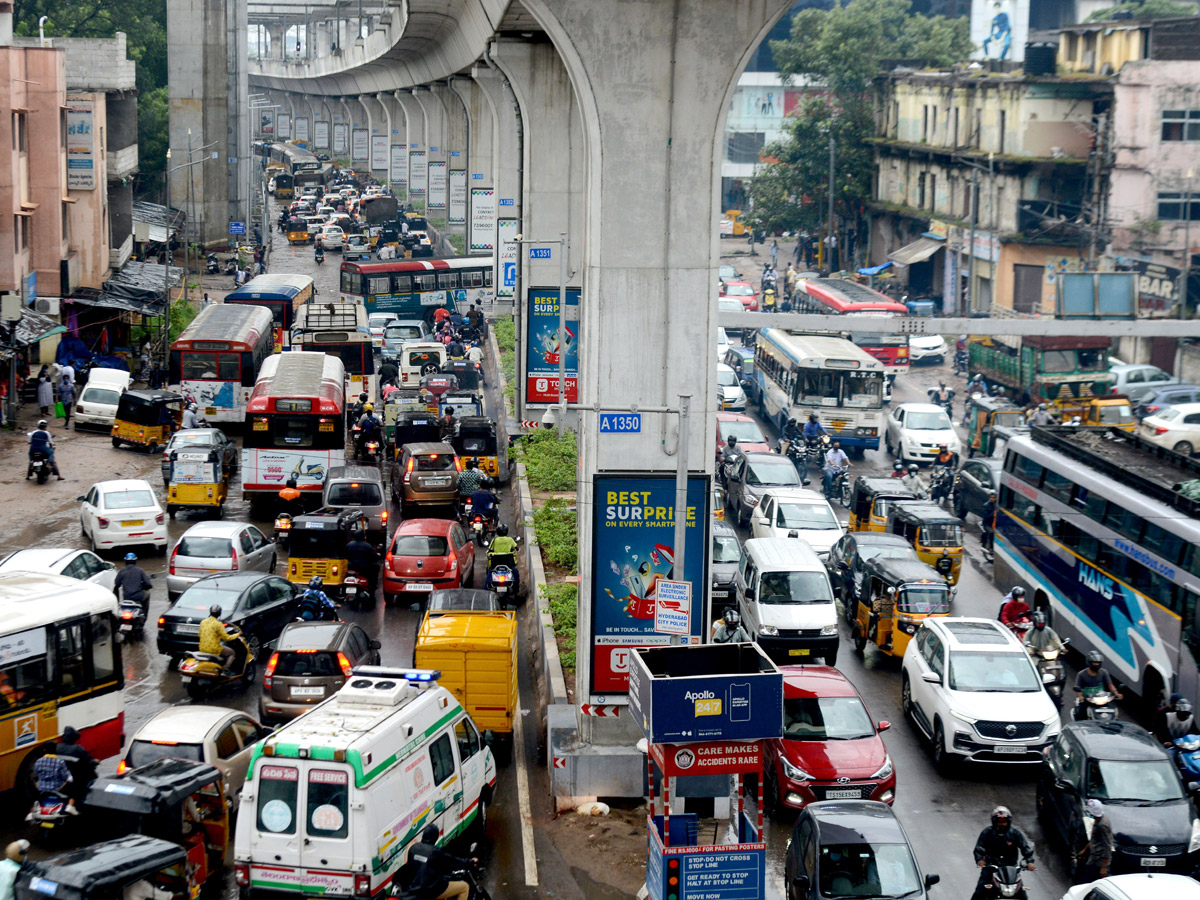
left=826, top=789, right=859, bottom=799
left=291, top=687, right=324, bottom=697
left=1141, top=858, right=1167, bottom=867
left=405, top=583, right=434, bottom=591
left=180, top=676, right=192, bottom=684
left=176, top=625, right=200, bottom=635
left=788, top=648, right=810, bottom=657
left=121, top=520, right=144, bottom=527
left=994, top=744, right=1026, bottom=754
left=205, top=407, right=217, bottom=415
left=427, top=477, right=451, bottom=487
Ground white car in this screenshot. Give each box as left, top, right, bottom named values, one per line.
left=319, top=224, right=345, bottom=251
left=901, top=617, right=1060, bottom=772
left=885, top=402, right=962, bottom=463
left=368, top=312, right=397, bottom=349
left=908, top=334, right=948, bottom=364
left=345, top=234, right=372, bottom=260
left=167, top=520, right=278, bottom=599
left=73, top=368, right=132, bottom=431
left=716, top=325, right=730, bottom=363
left=78, top=479, right=168, bottom=555
left=1139, top=402, right=1200, bottom=456
left=1062, top=874, right=1200, bottom=900
left=1110, top=362, right=1178, bottom=401
left=121, top=705, right=271, bottom=804
left=716, top=362, right=747, bottom=412
left=0, top=548, right=117, bottom=591
left=749, top=489, right=844, bottom=558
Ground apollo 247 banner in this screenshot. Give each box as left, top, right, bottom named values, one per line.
left=590, top=474, right=709, bottom=694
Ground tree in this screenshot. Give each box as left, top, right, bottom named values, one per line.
left=1086, top=0, right=1193, bottom=21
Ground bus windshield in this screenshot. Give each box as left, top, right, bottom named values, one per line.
left=181, top=352, right=240, bottom=381
left=309, top=344, right=375, bottom=375
left=793, top=370, right=881, bottom=408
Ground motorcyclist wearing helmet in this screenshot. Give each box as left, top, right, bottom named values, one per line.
left=113, top=552, right=153, bottom=616
left=712, top=608, right=750, bottom=644
left=998, top=586, right=1032, bottom=632
left=1165, top=697, right=1197, bottom=743
left=27, top=419, right=62, bottom=480
left=299, top=577, right=338, bottom=621
left=1029, top=402, right=1057, bottom=427
left=1023, top=611, right=1064, bottom=655
left=781, top=416, right=803, bottom=453
left=199, top=604, right=238, bottom=674
left=1073, top=650, right=1123, bottom=721
left=719, top=434, right=742, bottom=485
left=398, top=823, right=476, bottom=900
left=356, top=403, right=383, bottom=456
left=278, top=477, right=304, bottom=518
left=348, top=392, right=369, bottom=429
left=0, top=840, right=30, bottom=900
left=489, top=523, right=518, bottom=562
left=890, top=460, right=906, bottom=478
left=182, top=402, right=203, bottom=430
left=457, top=457, right=485, bottom=499
left=802, top=413, right=827, bottom=441
left=54, top=726, right=97, bottom=806
left=971, top=806, right=1035, bottom=900
left=900, top=463, right=928, bottom=499
left=468, top=480, right=500, bottom=527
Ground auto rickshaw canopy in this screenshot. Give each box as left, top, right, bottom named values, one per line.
left=441, top=359, right=482, bottom=391
left=860, top=556, right=951, bottom=614
left=887, top=502, right=964, bottom=547
left=15, top=835, right=187, bottom=900
left=85, top=758, right=223, bottom=816
left=116, top=390, right=184, bottom=427
left=849, top=476, right=918, bottom=523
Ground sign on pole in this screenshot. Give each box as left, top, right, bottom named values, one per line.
left=351, top=128, right=369, bottom=163
left=469, top=188, right=496, bottom=251
left=294, top=117, right=310, bottom=143
left=427, top=160, right=447, bottom=210
left=525, top=287, right=579, bottom=404
left=409, top=150, right=427, bottom=194
left=653, top=580, right=691, bottom=635
left=333, top=123, right=349, bottom=155
left=390, top=144, right=408, bottom=193
left=370, top=135, right=388, bottom=171
left=314, top=120, right=330, bottom=150
left=496, top=218, right=518, bottom=298
left=229, top=221, right=246, bottom=235
left=277, top=113, right=291, bottom=139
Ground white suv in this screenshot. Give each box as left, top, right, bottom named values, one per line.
left=901, top=617, right=1059, bottom=773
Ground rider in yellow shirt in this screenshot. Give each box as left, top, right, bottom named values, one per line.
left=199, top=604, right=237, bottom=674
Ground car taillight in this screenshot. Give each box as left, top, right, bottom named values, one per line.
left=235, top=865, right=250, bottom=887
left=157, top=617, right=165, bottom=627
left=1156, top=426, right=1170, bottom=435
left=385, top=551, right=393, bottom=566
left=116, top=758, right=129, bottom=775
left=381, top=510, right=388, bottom=523
left=449, top=556, right=457, bottom=572
left=76, top=405, right=83, bottom=413
left=264, top=651, right=279, bottom=688
left=404, top=457, right=414, bottom=483
left=337, top=652, right=353, bottom=677
left=454, top=456, right=463, bottom=473
left=290, top=561, right=297, bottom=575
left=231, top=549, right=239, bottom=570
left=169, top=544, right=178, bottom=575
left=353, top=875, right=371, bottom=897
left=1146, top=406, right=1160, bottom=414
left=98, top=517, right=110, bottom=529
left=156, top=513, right=165, bottom=525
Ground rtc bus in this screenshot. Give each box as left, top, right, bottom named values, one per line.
left=752, top=330, right=886, bottom=454
left=0, top=573, right=124, bottom=794
left=225, top=274, right=315, bottom=351
left=797, top=278, right=911, bottom=377
left=242, top=353, right=346, bottom=500
left=996, top=424, right=1200, bottom=711
left=168, top=303, right=275, bottom=423
left=291, top=303, right=376, bottom=403
left=339, top=256, right=495, bottom=320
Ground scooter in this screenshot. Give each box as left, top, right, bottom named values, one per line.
left=953, top=348, right=969, bottom=376
left=930, top=466, right=955, bottom=507
left=30, top=449, right=51, bottom=484
left=1004, top=613, right=1033, bottom=641
left=342, top=570, right=375, bottom=610
left=1076, top=689, right=1118, bottom=723
left=1028, top=637, right=1068, bottom=703
left=927, top=387, right=955, bottom=419
left=116, top=598, right=147, bottom=641
left=806, top=434, right=831, bottom=473
left=221, top=259, right=237, bottom=276
left=396, top=851, right=493, bottom=900
left=1171, top=733, right=1200, bottom=786
left=205, top=253, right=220, bottom=275
left=274, top=512, right=293, bottom=547
left=315, top=247, right=325, bottom=266
left=974, top=863, right=1029, bottom=900
left=486, top=537, right=523, bottom=605
left=25, top=755, right=95, bottom=839
left=178, top=626, right=255, bottom=701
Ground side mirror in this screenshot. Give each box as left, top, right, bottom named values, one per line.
left=103, top=562, right=115, bottom=571
left=791, top=875, right=810, bottom=893
left=756, top=516, right=769, bottom=527
left=886, top=587, right=896, bottom=596
left=925, top=874, right=940, bottom=889
left=921, top=671, right=940, bottom=684
left=76, top=495, right=87, bottom=503
left=744, top=588, right=755, bottom=601
left=369, top=639, right=382, bottom=650
left=1189, top=782, right=1200, bottom=793
left=877, top=720, right=891, bottom=732
left=1054, top=778, right=1075, bottom=793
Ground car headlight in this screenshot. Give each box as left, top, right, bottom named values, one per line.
left=760, top=625, right=779, bottom=636
left=820, top=624, right=838, bottom=636
left=950, top=710, right=976, bottom=725
left=869, top=756, right=893, bottom=781
left=781, top=757, right=813, bottom=782
left=1189, top=818, right=1200, bottom=853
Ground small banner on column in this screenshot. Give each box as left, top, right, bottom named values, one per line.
left=448, top=170, right=466, bottom=225
left=333, top=123, right=348, bottom=155
left=351, top=128, right=369, bottom=163
left=428, top=160, right=447, bottom=210
left=370, top=135, right=388, bottom=171
left=524, top=286, right=579, bottom=405
left=314, top=120, right=329, bottom=150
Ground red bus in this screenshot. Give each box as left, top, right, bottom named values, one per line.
left=168, top=303, right=275, bottom=424
left=241, top=352, right=346, bottom=500
left=797, top=278, right=910, bottom=376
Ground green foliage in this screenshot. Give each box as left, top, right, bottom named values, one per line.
left=515, top=428, right=577, bottom=493
left=533, top=499, right=578, bottom=572
left=541, top=582, right=577, bottom=669
left=137, top=87, right=169, bottom=183
left=1086, top=0, right=1192, bottom=20
left=493, top=316, right=516, bottom=413
left=169, top=300, right=199, bottom=343
left=447, top=234, right=466, bottom=255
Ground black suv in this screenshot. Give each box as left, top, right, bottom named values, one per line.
left=1037, top=721, right=1200, bottom=875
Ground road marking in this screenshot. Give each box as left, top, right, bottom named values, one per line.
left=513, top=702, right=538, bottom=886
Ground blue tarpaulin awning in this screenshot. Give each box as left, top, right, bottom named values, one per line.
left=858, top=262, right=894, bottom=276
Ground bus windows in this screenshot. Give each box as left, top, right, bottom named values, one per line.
left=90, top=614, right=116, bottom=683
left=367, top=275, right=391, bottom=296
left=437, top=273, right=458, bottom=289
left=395, top=276, right=412, bottom=293
left=277, top=416, right=315, bottom=448
left=0, top=629, right=53, bottom=710
left=340, top=270, right=361, bottom=294
left=796, top=370, right=837, bottom=404
left=413, top=274, right=436, bottom=292
left=1012, top=455, right=1044, bottom=488
left=461, top=271, right=484, bottom=288
left=57, top=620, right=87, bottom=690
left=181, top=352, right=240, bottom=381
left=845, top=372, right=881, bottom=406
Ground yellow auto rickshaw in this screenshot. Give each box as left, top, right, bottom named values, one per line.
left=850, top=556, right=952, bottom=658
left=273, top=172, right=295, bottom=199
left=166, top=447, right=230, bottom=518
left=112, top=389, right=183, bottom=453
left=286, top=508, right=367, bottom=593
left=886, top=501, right=964, bottom=584
left=285, top=214, right=310, bottom=244
left=966, top=395, right=1025, bottom=458
left=848, top=476, right=918, bottom=533
left=453, top=416, right=501, bottom=480
left=415, top=588, right=517, bottom=763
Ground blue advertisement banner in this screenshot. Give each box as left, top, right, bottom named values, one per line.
left=525, top=287, right=579, bottom=405
left=647, top=819, right=766, bottom=900
left=591, top=475, right=710, bottom=694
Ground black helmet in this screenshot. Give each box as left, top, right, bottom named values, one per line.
left=208, top=604, right=222, bottom=618
left=359, top=392, right=368, bottom=402
left=808, top=413, right=818, bottom=422
left=787, top=418, right=797, bottom=428
left=991, top=806, right=1012, bottom=830
left=907, top=463, right=919, bottom=474
left=496, top=524, right=509, bottom=537
left=726, top=435, right=737, bottom=446
left=285, top=478, right=298, bottom=489
left=1087, top=650, right=1103, bottom=667
left=467, top=458, right=478, bottom=469
left=1010, top=586, right=1025, bottom=598
left=723, top=608, right=741, bottom=627
left=420, top=823, right=440, bottom=844
left=1032, top=611, right=1047, bottom=630
left=308, top=576, right=323, bottom=589
left=893, top=461, right=904, bottom=472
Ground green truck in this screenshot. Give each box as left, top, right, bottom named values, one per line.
left=967, top=335, right=1114, bottom=406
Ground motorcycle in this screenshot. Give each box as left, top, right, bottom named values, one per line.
left=975, top=863, right=1029, bottom=900
left=205, top=253, right=220, bottom=275
left=222, top=259, right=237, bottom=276
left=927, top=387, right=955, bottom=418
left=930, top=466, right=955, bottom=506
left=1004, top=613, right=1033, bottom=640
left=953, top=348, right=969, bottom=376
left=1028, top=638, right=1068, bottom=703
left=396, top=851, right=493, bottom=900
left=178, top=625, right=255, bottom=701
left=486, top=535, right=523, bottom=605
left=826, top=468, right=850, bottom=506
left=25, top=754, right=95, bottom=839
left=806, top=434, right=831, bottom=472
left=342, top=571, right=374, bottom=610
left=30, top=449, right=51, bottom=484
left=1171, top=733, right=1200, bottom=786
left=116, top=597, right=147, bottom=641
left=274, top=512, right=293, bottom=547
left=782, top=438, right=807, bottom=474
left=1077, top=689, right=1118, bottom=723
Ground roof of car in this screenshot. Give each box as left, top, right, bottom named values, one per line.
left=780, top=665, right=859, bottom=699
left=178, top=571, right=276, bottom=592
left=170, top=429, right=219, bottom=440
left=95, top=479, right=156, bottom=492
left=716, top=412, right=758, bottom=423
left=863, top=556, right=947, bottom=584
left=326, top=465, right=384, bottom=483
left=1075, top=875, right=1200, bottom=900
left=134, top=704, right=243, bottom=740
left=395, top=517, right=456, bottom=535
left=742, top=537, right=823, bottom=568
left=0, top=548, right=77, bottom=570
left=761, top=488, right=831, bottom=505
left=1065, top=721, right=1167, bottom=760
left=725, top=346, right=753, bottom=358
left=177, top=521, right=247, bottom=538
left=896, top=402, right=946, bottom=414
left=930, top=617, right=1019, bottom=648
left=712, top=517, right=738, bottom=538
left=403, top=442, right=456, bottom=455
left=276, top=621, right=348, bottom=651
left=849, top=532, right=913, bottom=549
left=807, top=801, right=907, bottom=843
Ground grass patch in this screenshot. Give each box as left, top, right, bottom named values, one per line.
left=514, top=428, right=577, bottom=492
left=447, top=234, right=466, bottom=255
left=532, top=498, right=578, bottom=572
left=493, top=315, right=515, bottom=414
left=541, top=582, right=577, bottom=672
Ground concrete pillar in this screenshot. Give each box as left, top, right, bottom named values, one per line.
left=385, top=92, right=409, bottom=201
left=428, top=85, right=462, bottom=221
left=471, top=64, right=521, bottom=231
left=168, top=0, right=251, bottom=247
left=267, top=24, right=284, bottom=60
left=362, top=94, right=388, bottom=178
left=447, top=77, right=489, bottom=239
left=396, top=90, right=426, bottom=211
left=355, top=95, right=373, bottom=169
left=413, top=88, right=447, bottom=214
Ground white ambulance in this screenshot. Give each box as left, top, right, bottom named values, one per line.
left=233, top=667, right=496, bottom=900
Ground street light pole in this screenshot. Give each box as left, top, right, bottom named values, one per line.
left=827, top=135, right=835, bottom=273
left=1181, top=168, right=1194, bottom=322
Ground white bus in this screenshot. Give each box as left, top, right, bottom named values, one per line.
left=291, top=303, right=376, bottom=402
left=750, top=330, right=885, bottom=455
left=169, top=304, right=276, bottom=423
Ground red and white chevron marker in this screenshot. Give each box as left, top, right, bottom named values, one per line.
left=579, top=704, right=621, bottom=718
left=552, top=757, right=567, bottom=769
left=518, top=420, right=541, bottom=429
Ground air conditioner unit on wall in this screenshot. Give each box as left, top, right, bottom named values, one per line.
left=34, top=298, right=60, bottom=316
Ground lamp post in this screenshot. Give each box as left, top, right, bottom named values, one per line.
left=513, top=232, right=570, bottom=435
left=1181, top=168, right=1194, bottom=322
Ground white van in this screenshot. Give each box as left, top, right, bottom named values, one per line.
left=233, top=667, right=496, bottom=900
left=396, top=341, right=447, bottom=385
left=735, top=537, right=840, bottom=666
left=74, top=368, right=132, bottom=431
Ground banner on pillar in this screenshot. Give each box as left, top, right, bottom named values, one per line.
left=277, top=113, right=292, bottom=139
left=370, top=135, right=388, bottom=171
left=469, top=188, right=496, bottom=252
left=448, top=170, right=466, bottom=225
left=525, top=286, right=579, bottom=405
left=314, top=120, right=329, bottom=150
left=333, top=123, right=348, bottom=156
left=260, top=110, right=275, bottom=136
left=390, top=144, right=407, bottom=189
left=427, top=161, right=447, bottom=211
left=496, top=218, right=518, bottom=298
left=294, top=117, right=310, bottom=143
left=351, top=128, right=369, bottom=163
left=589, top=474, right=710, bottom=695
left=409, top=150, right=427, bottom=194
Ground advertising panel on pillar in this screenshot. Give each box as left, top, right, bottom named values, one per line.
left=370, top=134, right=388, bottom=171
left=261, top=110, right=275, bottom=136
left=333, top=123, right=348, bottom=155
left=496, top=219, right=518, bottom=298
left=314, top=120, right=329, bottom=149
left=448, top=170, right=466, bottom=225
left=351, top=128, right=369, bottom=163
left=525, top=287, right=579, bottom=404
left=390, top=143, right=407, bottom=191
left=428, top=161, right=447, bottom=210
left=277, top=113, right=292, bottom=139
left=469, top=187, right=496, bottom=251
left=591, top=475, right=710, bottom=695
left=294, top=116, right=310, bottom=143
left=409, top=150, right=427, bottom=194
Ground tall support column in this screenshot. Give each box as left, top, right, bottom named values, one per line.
left=396, top=90, right=426, bottom=211
left=355, top=95, right=373, bottom=169
left=362, top=93, right=388, bottom=178
left=471, top=63, right=520, bottom=234
left=447, top=77, right=489, bottom=241
left=414, top=88, right=447, bottom=217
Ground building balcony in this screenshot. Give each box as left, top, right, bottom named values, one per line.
left=109, top=233, right=132, bottom=270
left=107, top=145, right=138, bottom=180
left=869, top=137, right=1090, bottom=169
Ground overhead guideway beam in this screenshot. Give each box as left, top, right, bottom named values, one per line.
left=718, top=311, right=1200, bottom=337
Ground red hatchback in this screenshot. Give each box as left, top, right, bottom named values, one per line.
left=382, top=518, right=476, bottom=605
left=763, top=665, right=896, bottom=814
left=715, top=412, right=771, bottom=459
left=720, top=280, right=759, bottom=311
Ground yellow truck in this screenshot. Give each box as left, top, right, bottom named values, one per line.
left=414, top=589, right=518, bottom=762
